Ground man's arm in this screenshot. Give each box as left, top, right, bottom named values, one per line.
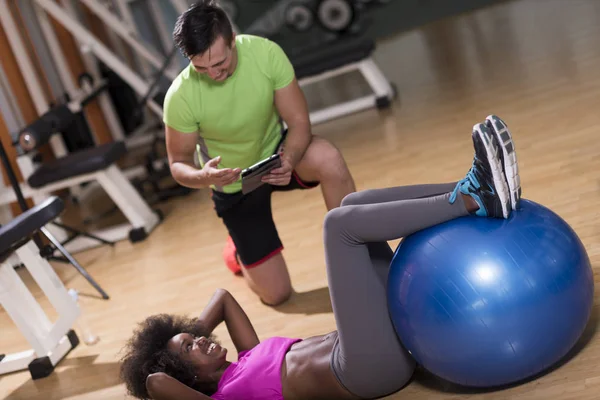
left=165, top=126, right=240, bottom=189
left=274, top=78, right=312, bottom=168
left=196, top=288, right=260, bottom=354
left=262, top=78, right=312, bottom=186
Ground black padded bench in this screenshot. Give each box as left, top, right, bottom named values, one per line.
left=15, top=104, right=161, bottom=245
left=0, top=197, right=63, bottom=260
left=27, top=142, right=126, bottom=189
left=0, top=196, right=88, bottom=379
left=0, top=195, right=108, bottom=299
left=286, top=36, right=397, bottom=124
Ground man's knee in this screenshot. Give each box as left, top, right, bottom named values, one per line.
left=256, top=271, right=292, bottom=306
left=242, top=253, right=293, bottom=306
left=261, top=285, right=293, bottom=306
left=300, top=137, right=350, bottom=181
left=317, top=140, right=349, bottom=179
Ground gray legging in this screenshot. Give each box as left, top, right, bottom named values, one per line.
left=325, top=182, right=468, bottom=399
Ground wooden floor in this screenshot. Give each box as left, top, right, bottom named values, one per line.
left=2, top=0, right=600, bottom=398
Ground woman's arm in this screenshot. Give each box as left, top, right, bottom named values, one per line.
left=147, top=373, right=211, bottom=400
left=197, top=288, right=260, bottom=353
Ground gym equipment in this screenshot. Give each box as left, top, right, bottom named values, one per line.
left=247, top=0, right=388, bottom=38
left=0, top=197, right=81, bottom=379
left=291, top=36, right=397, bottom=124
left=316, top=0, right=356, bottom=33
left=78, top=0, right=179, bottom=82
left=242, top=0, right=397, bottom=124
left=33, top=0, right=163, bottom=118
left=285, top=3, right=314, bottom=32
left=0, top=138, right=110, bottom=378
left=387, top=199, right=594, bottom=388
left=14, top=103, right=162, bottom=248
left=285, top=0, right=355, bottom=33
left=0, top=130, right=110, bottom=299
left=26, top=0, right=193, bottom=198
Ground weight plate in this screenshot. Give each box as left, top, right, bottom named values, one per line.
left=317, top=0, right=354, bottom=33
left=285, top=3, right=314, bottom=32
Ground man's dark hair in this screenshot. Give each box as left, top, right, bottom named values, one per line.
left=119, top=314, right=220, bottom=399
left=173, top=0, right=234, bottom=59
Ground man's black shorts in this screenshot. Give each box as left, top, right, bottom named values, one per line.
left=211, top=133, right=319, bottom=268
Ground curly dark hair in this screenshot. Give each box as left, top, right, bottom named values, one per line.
left=119, top=314, right=220, bottom=399
left=173, top=0, right=234, bottom=59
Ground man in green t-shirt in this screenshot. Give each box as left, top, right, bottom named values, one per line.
left=164, top=0, right=356, bottom=306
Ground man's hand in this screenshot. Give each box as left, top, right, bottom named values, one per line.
left=262, top=154, right=293, bottom=186
left=201, top=156, right=241, bottom=187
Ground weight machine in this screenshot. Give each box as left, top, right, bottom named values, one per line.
left=38, top=0, right=396, bottom=129
left=237, top=0, right=398, bottom=124
left=0, top=142, right=90, bottom=380
left=0, top=0, right=195, bottom=249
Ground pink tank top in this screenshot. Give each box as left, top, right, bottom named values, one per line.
left=211, top=337, right=302, bottom=400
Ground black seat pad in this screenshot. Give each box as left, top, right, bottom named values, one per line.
left=289, top=36, right=375, bottom=80
left=0, top=196, right=63, bottom=257
left=28, top=141, right=127, bottom=188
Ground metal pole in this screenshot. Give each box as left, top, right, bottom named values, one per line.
left=0, top=2, right=51, bottom=118
left=0, top=0, right=68, bottom=159
left=32, top=3, right=78, bottom=97
left=34, top=0, right=162, bottom=117
left=112, top=0, right=154, bottom=80
left=148, top=0, right=177, bottom=54
left=80, top=0, right=178, bottom=81
left=59, top=0, right=126, bottom=142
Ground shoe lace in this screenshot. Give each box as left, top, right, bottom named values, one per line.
left=449, top=162, right=481, bottom=204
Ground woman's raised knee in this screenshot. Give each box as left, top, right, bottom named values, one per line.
left=323, top=206, right=355, bottom=236
left=341, top=192, right=363, bottom=207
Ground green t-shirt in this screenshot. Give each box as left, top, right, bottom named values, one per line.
left=163, top=34, right=295, bottom=193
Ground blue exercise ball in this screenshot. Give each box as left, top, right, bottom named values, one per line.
left=387, top=199, right=594, bottom=388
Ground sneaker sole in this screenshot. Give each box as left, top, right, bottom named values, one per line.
left=486, top=115, right=521, bottom=210
left=473, top=123, right=511, bottom=219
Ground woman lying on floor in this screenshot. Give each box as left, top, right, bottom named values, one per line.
left=119, top=115, right=521, bottom=400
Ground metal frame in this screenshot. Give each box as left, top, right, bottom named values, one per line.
left=0, top=63, right=22, bottom=224
left=0, top=157, right=162, bottom=254
left=0, top=240, right=79, bottom=378
left=146, top=0, right=176, bottom=57
left=80, top=0, right=179, bottom=81
left=34, top=0, right=163, bottom=117
left=299, top=57, right=395, bottom=125
left=12, top=0, right=65, bottom=101
left=112, top=0, right=155, bottom=80
left=55, top=0, right=127, bottom=143
left=0, top=0, right=70, bottom=243
left=0, top=0, right=69, bottom=159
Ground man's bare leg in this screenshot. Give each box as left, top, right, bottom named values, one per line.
left=294, top=136, right=356, bottom=210
left=239, top=253, right=292, bottom=306
left=236, top=136, right=355, bottom=305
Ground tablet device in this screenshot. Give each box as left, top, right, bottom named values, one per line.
left=241, top=154, right=282, bottom=194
